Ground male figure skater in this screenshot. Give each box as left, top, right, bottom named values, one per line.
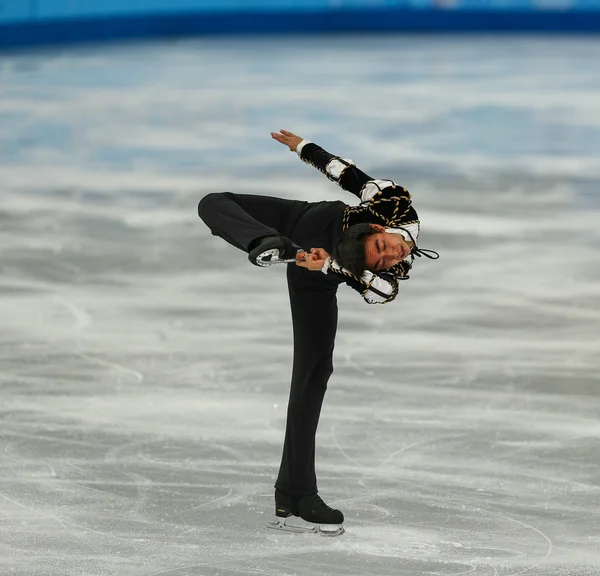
left=197, top=130, right=437, bottom=536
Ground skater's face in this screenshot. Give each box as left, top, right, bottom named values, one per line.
left=364, top=225, right=412, bottom=272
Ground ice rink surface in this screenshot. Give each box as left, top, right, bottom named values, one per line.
left=1, top=35, right=600, bottom=576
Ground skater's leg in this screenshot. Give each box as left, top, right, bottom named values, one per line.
left=275, top=266, right=338, bottom=498
left=197, top=192, right=305, bottom=253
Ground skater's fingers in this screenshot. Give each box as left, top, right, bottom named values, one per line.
left=281, top=129, right=301, bottom=139
left=310, top=248, right=330, bottom=260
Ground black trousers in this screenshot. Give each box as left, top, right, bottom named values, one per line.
left=198, top=192, right=346, bottom=497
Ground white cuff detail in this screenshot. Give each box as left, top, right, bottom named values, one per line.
left=360, top=179, right=398, bottom=203
left=325, top=158, right=355, bottom=180
left=321, top=256, right=332, bottom=274
left=361, top=271, right=397, bottom=303
left=329, top=259, right=345, bottom=274
left=296, top=139, right=311, bottom=157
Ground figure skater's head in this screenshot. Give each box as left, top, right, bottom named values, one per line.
left=333, top=223, right=411, bottom=277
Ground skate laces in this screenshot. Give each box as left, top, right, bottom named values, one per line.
left=312, top=494, right=335, bottom=512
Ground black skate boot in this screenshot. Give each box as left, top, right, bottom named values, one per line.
left=298, top=494, right=344, bottom=526
left=267, top=491, right=344, bottom=537
left=248, top=236, right=302, bottom=267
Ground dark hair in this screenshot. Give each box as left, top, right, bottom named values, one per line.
left=332, top=223, right=379, bottom=277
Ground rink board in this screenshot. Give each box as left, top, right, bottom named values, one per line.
left=2, top=7, right=600, bottom=50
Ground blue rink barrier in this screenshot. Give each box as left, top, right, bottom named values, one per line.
left=2, top=8, right=600, bottom=50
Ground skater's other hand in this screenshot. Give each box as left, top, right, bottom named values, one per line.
left=296, top=248, right=330, bottom=271
left=271, top=129, right=303, bottom=152
left=309, top=248, right=330, bottom=260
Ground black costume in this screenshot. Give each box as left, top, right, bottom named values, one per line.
left=198, top=138, right=424, bottom=498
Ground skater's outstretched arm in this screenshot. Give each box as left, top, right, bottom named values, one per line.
left=272, top=129, right=381, bottom=200
left=271, top=130, right=415, bottom=223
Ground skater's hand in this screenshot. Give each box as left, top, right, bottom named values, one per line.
left=296, top=248, right=330, bottom=271
left=309, top=248, right=330, bottom=261
left=271, top=129, right=303, bottom=152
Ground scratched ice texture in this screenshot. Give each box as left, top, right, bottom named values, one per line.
left=0, top=35, right=599, bottom=576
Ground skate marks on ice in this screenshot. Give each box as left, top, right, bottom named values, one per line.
left=322, top=378, right=599, bottom=575
left=2, top=409, right=589, bottom=576
left=0, top=415, right=563, bottom=576
left=334, top=488, right=554, bottom=576
left=322, top=438, right=557, bottom=573
left=0, top=426, right=272, bottom=574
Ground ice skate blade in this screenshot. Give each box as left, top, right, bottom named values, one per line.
left=267, top=517, right=344, bottom=537
left=256, top=250, right=305, bottom=266
left=255, top=248, right=281, bottom=266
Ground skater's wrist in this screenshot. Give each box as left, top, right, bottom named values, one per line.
left=321, top=256, right=332, bottom=274
left=295, top=139, right=311, bottom=157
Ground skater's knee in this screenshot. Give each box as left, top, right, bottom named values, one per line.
left=317, top=355, right=334, bottom=381
left=198, top=192, right=227, bottom=219
left=320, top=363, right=334, bottom=391
left=291, top=362, right=334, bottom=394
left=319, top=367, right=334, bottom=390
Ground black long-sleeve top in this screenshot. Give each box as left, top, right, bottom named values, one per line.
left=297, top=139, right=421, bottom=305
